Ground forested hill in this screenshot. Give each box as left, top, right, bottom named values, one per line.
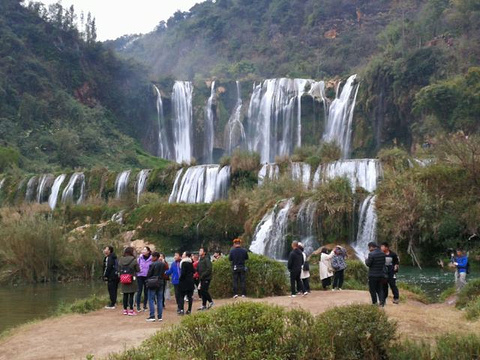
left=0, top=0, right=162, bottom=173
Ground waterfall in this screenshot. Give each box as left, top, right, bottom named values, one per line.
left=0, top=178, right=5, bottom=191
left=291, top=162, right=311, bottom=188
left=352, top=195, right=377, bottom=260
left=169, top=165, right=231, bottom=204
left=313, top=159, right=382, bottom=193
left=36, top=174, right=54, bottom=203
left=246, top=79, right=310, bottom=163
left=115, top=170, right=131, bottom=199
left=135, top=169, right=150, bottom=203
left=172, top=81, right=193, bottom=163
left=61, top=172, right=85, bottom=204
left=249, top=198, right=294, bottom=259
left=258, top=163, right=279, bottom=185
left=153, top=85, right=172, bottom=160
left=225, top=81, right=245, bottom=155
left=204, top=81, right=216, bottom=164
left=25, top=176, right=38, bottom=202
left=322, top=75, right=360, bottom=158
left=309, top=80, right=328, bottom=120
left=48, top=174, right=66, bottom=210
left=296, top=199, right=320, bottom=255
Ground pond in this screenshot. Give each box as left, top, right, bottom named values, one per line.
left=0, top=281, right=106, bottom=335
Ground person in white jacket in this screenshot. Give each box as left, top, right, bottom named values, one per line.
left=299, top=243, right=310, bottom=294
left=319, top=247, right=335, bottom=290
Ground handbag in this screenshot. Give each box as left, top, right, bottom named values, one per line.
left=146, top=276, right=161, bottom=289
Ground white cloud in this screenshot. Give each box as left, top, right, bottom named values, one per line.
left=39, top=0, right=205, bottom=40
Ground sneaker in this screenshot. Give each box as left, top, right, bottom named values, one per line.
left=338, top=288, right=343, bottom=291
left=393, top=299, right=399, bottom=304
left=233, top=294, right=239, bottom=299
left=207, top=301, right=214, bottom=309
left=122, top=309, right=128, bottom=315
left=146, top=316, right=156, bottom=322
left=290, top=294, right=297, bottom=298
left=176, top=309, right=181, bottom=314
left=186, top=310, right=191, bottom=315
left=158, top=318, right=163, bottom=321
left=303, top=292, right=308, bottom=296
left=105, top=305, right=115, bottom=309
left=143, top=308, right=148, bottom=312
left=241, top=295, right=246, bottom=298
left=178, top=310, right=184, bottom=316
left=128, top=310, right=137, bottom=316
left=198, top=306, right=207, bottom=311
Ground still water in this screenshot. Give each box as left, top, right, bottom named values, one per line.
left=0, top=281, right=106, bottom=334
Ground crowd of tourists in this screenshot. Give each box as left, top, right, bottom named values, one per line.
left=103, top=238, right=470, bottom=321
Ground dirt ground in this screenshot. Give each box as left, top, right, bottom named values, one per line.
left=1, top=290, right=479, bottom=360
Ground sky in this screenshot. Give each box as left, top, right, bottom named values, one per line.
left=39, top=0, right=205, bottom=41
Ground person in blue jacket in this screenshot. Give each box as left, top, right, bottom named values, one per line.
left=165, top=252, right=182, bottom=314
left=454, top=248, right=468, bottom=292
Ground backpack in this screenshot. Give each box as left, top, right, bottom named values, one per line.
left=119, top=259, right=135, bottom=284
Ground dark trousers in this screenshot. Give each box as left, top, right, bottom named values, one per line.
left=107, top=278, right=118, bottom=306
left=136, top=276, right=148, bottom=310
left=200, top=280, right=213, bottom=306
left=383, top=276, right=399, bottom=300
left=162, top=281, right=167, bottom=308
left=123, top=292, right=134, bottom=310
left=290, top=270, right=304, bottom=295
left=333, top=269, right=345, bottom=289
left=368, top=277, right=385, bottom=305
left=179, top=289, right=193, bottom=312
left=173, top=284, right=181, bottom=311
left=322, top=276, right=332, bottom=289
left=302, top=277, right=310, bottom=293
left=233, top=270, right=246, bottom=296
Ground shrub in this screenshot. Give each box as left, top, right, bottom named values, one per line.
left=209, top=254, right=288, bottom=298
left=345, top=259, right=368, bottom=283
left=456, top=278, right=480, bottom=309
left=56, top=294, right=109, bottom=315
left=230, top=150, right=260, bottom=174
left=0, top=146, right=20, bottom=171
left=312, top=304, right=397, bottom=360
left=465, top=297, right=480, bottom=321
left=388, top=340, right=432, bottom=360
left=434, top=333, right=480, bottom=360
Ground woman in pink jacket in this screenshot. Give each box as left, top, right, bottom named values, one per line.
left=136, top=246, right=152, bottom=312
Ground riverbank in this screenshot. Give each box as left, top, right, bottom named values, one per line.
left=1, top=290, right=479, bottom=360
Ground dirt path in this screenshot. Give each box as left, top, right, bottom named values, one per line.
left=1, top=290, right=479, bottom=360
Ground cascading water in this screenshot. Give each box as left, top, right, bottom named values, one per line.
left=352, top=195, right=377, bottom=260
left=258, top=163, right=279, bottom=185
left=291, top=162, right=311, bottom=188
left=48, top=174, right=66, bottom=210
left=169, top=165, right=231, bottom=204
left=249, top=198, right=294, bottom=259
left=25, top=176, right=37, bottom=203
left=61, top=172, right=85, bottom=204
left=172, top=81, right=193, bottom=163
left=115, top=170, right=131, bottom=199
left=313, top=159, right=382, bottom=193
left=322, top=74, right=360, bottom=158
left=135, top=169, right=150, bottom=203
left=247, top=79, right=310, bottom=163
left=296, top=199, right=320, bottom=255
left=153, top=85, right=172, bottom=160
left=36, top=174, right=54, bottom=203
left=224, top=81, right=245, bottom=155
left=0, top=178, right=5, bottom=191
left=204, top=81, right=216, bottom=164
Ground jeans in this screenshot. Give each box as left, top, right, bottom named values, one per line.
left=383, top=276, right=399, bottom=300
left=333, top=269, right=345, bottom=289
left=148, top=286, right=164, bottom=319
left=233, top=270, right=246, bottom=296
left=107, top=278, right=118, bottom=306
left=136, top=276, right=148, bottom=310
left=123, top=292, right=134, bottom=310
left=368, top=277, right=385, bottom=305
left=290, top=270, right=304, bottom=295
left=200, top=280, right=213, bottom=306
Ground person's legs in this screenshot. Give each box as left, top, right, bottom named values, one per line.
left=128, top=293, right=134, bottom=310
left=389, top=277, right=399, bottom=301
left=338, top=270, right=344, bottom=289
left=376, top=279, right=385, bottom=306
left=201, top=280, right=213, bottom=306
left=290, top=273, right=296, bottom=295
left=233, top=271, right=239, bottom=296
left=178, top=290, right=185, bottom=313
left=157, top=288, right=164, bottom=319
left=240, top=270, right=246, bottom=296
left=148, top=288, right=156, bottom=318
left=123, top=293, right=128, bottom=310
left=458, top=272, right=467, bottom=291
left=368, top=277, right=378, bottom=304
left=136, top=276, right=145, bottom=311
left=333, top=272, right=339, bottom=289
left=302, top=277, right=310, bottom=292
left=174, top=284, right=181, bottom=311
left=295, top=271, right=304, bottom=294
left=186, top=291, right=193, bottom=313
left=107, top=279, right=118, bottom=306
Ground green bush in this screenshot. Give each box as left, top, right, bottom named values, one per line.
left=456, top=278, right=480, bottom=309
left=0, top=146, right=20, bottom=171
left=465, top=297, right=480, bottom=321
left=312, top=304, right=397, bottom=360
left=209, top=254, right=288, bottom=298
left=345, top=259, right=368, bottom=283
left=56, top=294, right=109, bottom=315
left=434, top=333, right=480, bottom=360
left=388, top=340, right=432, bottom=360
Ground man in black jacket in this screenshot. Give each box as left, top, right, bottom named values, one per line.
left=229, top=238, right=249, bottom=298
left=102, top=246, right=118, bottom=309
left=365, top=242, right=386, bottom=306
left=287, top=241, right=304, bottom=297
left=381, top=242, right=400, bottom=304
left=197, top=248, right=214, bottom=310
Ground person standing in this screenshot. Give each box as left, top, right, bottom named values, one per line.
left=159, top=253, right=169, bottom=308
left=192, top=253, right=201, bottom=301
left=365, top=242, right=386, bottom=307
left=165, top=252, right=182, bottom=314
left=136, top=246, right=152, bottom=312
left=178, top=252, right=195, bottom=315
left=102, top=246, right=118, bottom=309
left=229, top=238, right=249, bottom=298
left=145, top=252, right=166, bottom=322
left=118, top=247, right=140, bottom=315
left=332, top=246, right=347, bottom=291
left=453, top=248, right=469, bottom=292
left=381, top=242, right=400, bottom=304
left=319, top=247, right=335, bottom=290
left=288, top=241, right=304, bottom=297
left=298, top=243, right=311, bottom=294
left=197, top=248, right=214, bottom=310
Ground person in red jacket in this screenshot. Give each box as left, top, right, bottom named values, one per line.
left=193, top=253, right=201, bottom=301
